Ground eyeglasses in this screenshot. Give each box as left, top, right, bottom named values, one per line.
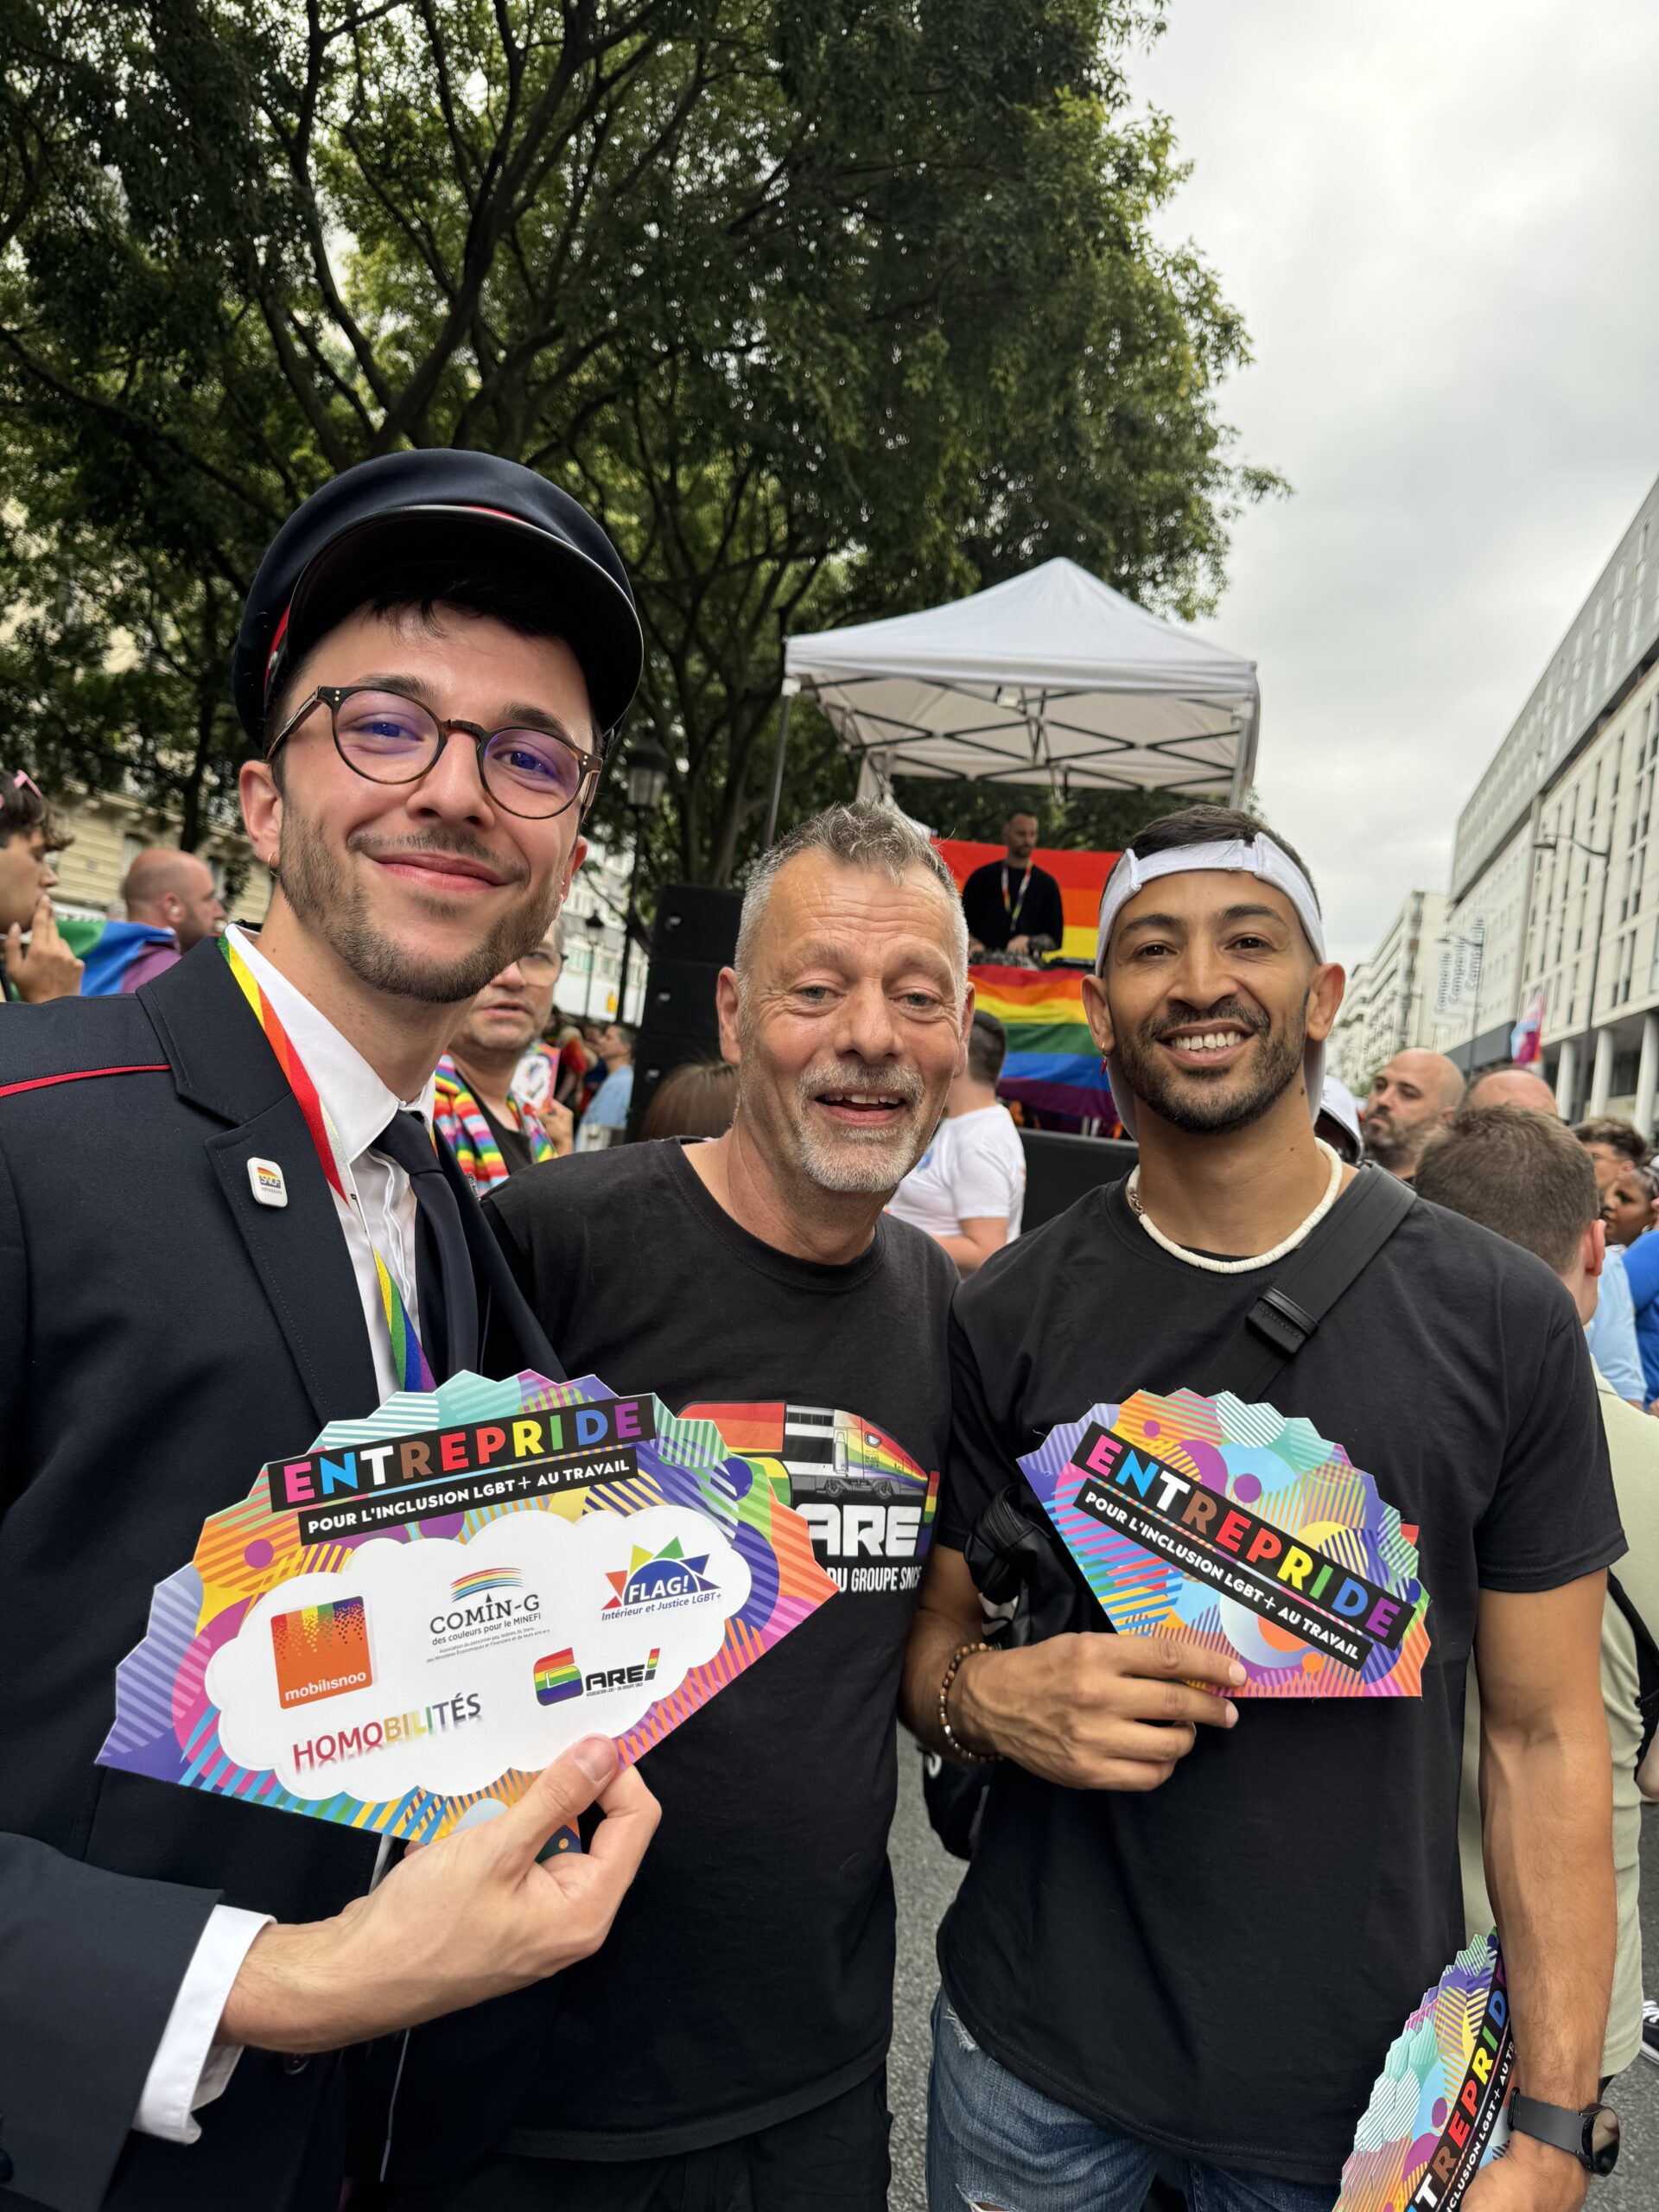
left=1, top=767, right=41, bottom=798
left=267, top=686, right=601, bottom=821
left=519, top=947, right=563, bottom=976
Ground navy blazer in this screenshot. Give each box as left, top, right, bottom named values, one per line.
left=0, top=940, right=558, bottom=2212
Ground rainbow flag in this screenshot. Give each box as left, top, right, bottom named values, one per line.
left=934, top=839, right=1118, bottom=964
left=970, top=964, right=1116, bottom=1125
left=935, top=839, right=1120, bottom=1128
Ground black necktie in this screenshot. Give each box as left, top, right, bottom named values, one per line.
left=371, top=1109, right=480, bottom=1382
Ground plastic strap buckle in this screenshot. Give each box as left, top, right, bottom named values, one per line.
left=1246, top=1286, right=1317, bottom=1359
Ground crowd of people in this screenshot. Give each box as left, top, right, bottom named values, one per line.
left=0, top=447, right=1639, bottom=2212
left=1355, top=1045, right=1659, bottom=2082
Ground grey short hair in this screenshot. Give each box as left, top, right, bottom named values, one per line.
left=735, top=802, right=969, bottom=992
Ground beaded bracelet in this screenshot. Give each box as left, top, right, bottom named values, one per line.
left=938, top=1640, right=999, bottom=1766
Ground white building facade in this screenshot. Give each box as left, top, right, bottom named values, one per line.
left=1439, top=470, right=1659, bottom=1130
left=1331, top=889, right=1446, bottom=1096
left=559, top=834, right=647, bottom=1025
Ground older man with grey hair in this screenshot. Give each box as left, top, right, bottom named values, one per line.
left=413, top=803, right=969, bottom=2211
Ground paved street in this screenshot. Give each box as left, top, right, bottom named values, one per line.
left=887, top=1737, right=1659, bottom=2212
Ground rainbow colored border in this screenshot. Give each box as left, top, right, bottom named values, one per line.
left=98, top=1371, right=838, bottom=1843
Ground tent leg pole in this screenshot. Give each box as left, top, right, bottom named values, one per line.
left=764, top=690, right=795, bottom=849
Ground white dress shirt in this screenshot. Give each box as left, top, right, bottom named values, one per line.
left=135, top=925, right=439, bottom=2141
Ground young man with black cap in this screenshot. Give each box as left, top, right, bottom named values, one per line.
left=0, top=453, right=658, bottom=2212
left=903, top=804, right=1625, bottom=2212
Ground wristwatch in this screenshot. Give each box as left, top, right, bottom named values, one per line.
left=1508, top=2092, right=1620, bottom=2176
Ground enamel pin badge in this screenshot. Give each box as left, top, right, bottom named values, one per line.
left=247, top=1158, right=289, bottom=1208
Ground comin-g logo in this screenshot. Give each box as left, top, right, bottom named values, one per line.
left=601, top=1537, right=717, bottom=1615
left=429, top=1564, right=543, bottom=1643
left=533, top=1647, right=661, bottom=1705
left=291, top=1692, right=483, bottom=1775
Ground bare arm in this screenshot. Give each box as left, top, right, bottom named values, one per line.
left=900, top=1544, right=1243, bottom=1791
left=937, top=1216, right=1008, bottom=1277
left=1465, top=1574, right=1612, bottom=2212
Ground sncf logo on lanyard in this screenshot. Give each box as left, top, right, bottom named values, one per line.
left=219, top=934, right=436, bottom=1390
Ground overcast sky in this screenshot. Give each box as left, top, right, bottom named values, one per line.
left=1130, top=0, right=1659, bottom=972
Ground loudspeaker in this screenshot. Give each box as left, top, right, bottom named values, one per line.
left=1019, top=1129, right=1136, bottom=1231
left=626, top=884, right=742, bottom=1138
left=636, top=957, right=727, bottom=1040
left=652, top=884, right=746, bottom=966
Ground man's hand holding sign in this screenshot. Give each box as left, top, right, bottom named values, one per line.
left=222, top=1733, right=655, bottom=2053
left=915, top=1563, right=1243, bottom=1790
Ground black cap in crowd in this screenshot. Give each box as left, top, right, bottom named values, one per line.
left=232, top=450, right=643, bottom=753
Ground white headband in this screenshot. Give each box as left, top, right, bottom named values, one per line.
left=1096, top=836, right=1326, bottom=969
left=1095, top=835, right=1329, bottom=1139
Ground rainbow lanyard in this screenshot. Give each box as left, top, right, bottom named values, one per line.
left=220, top=934, right=436, bottom=1391
left=1001, top=862, right=1033, bottom=930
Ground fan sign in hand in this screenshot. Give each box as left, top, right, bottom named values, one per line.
left=1020, top=1389, right=1431, bottom=1696
left=98, top=1370, right=837, bottom=1844
left=1338, top=1934, right=1512, bottom=2212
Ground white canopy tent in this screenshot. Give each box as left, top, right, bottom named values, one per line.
left=776, top=556, right=1259, bottom=825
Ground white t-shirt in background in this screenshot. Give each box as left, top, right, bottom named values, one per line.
left=889, top=1103, right=1027, bottom=1247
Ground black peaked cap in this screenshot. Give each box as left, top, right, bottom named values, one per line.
left=233, top=449, right=642, bottom=751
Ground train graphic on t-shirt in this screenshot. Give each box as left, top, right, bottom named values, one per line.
left=681, top=1400, right=939, bottom=1594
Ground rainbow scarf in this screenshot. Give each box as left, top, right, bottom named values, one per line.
left=434, top=1054, right=554, bottom=1195
left=219, top=934, right=436, bottom=1390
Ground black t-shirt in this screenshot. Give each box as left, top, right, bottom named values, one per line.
left=478, top=1094, right=536, bottom=1175
left=961, top=857, right=1066, bottom=953
left=935, top=1179, right=1622, bottom=2185
left=484, top=1141, right=957, bottom=2158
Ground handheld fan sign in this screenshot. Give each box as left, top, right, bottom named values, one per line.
left=1338, top=1934, right=1513, bottom=2212
left=98, top=1370, right=837, bottom=1843
left=1019, top=1389, right=1431, bottom=1695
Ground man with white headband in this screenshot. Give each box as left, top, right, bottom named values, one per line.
left=904, top=804, right=1624, bottom=2212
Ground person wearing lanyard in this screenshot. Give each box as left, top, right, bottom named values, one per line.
left=0, top=451, right=659, bottom=2212
left=959, top=808, right=1065, bottom=962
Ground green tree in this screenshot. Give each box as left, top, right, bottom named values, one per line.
left=890, top=776, right=1192, bottom=856
left=0, top=0, right=1277, bottom=884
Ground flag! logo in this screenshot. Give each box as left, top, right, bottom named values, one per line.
left=532, top=1649, right=584, bottom=1705
left=603, top=1537, right=716, bottom=1611
left=270, top=1596, right=372, bottom=1709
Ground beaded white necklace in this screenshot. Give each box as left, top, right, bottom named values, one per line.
left=1125, top=1140, right=1345, bottom=1274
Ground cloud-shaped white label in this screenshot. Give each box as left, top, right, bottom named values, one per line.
left=206, top=1503, right=750, bottom=1804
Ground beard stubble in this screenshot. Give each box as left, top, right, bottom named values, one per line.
left=276, top=807, right=558, bottom=1006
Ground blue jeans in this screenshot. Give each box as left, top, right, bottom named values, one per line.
left=926, top=1991, right=1337, bottom=2212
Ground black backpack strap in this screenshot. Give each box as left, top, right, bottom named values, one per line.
left=1605, top=1571, right=1659, bottom=1765
left=1212, top=1166, right=1418, bottom=1402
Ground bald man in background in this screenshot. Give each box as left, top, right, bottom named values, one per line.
left=1363, top=1048, right=1465, bottom=1179
left=81, top=849, right=228, bottom=995
left=1465, top=1065, right=1561, bottom=1116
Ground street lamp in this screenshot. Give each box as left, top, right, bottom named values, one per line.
left=582, top=908, right=606, bottom=1020
left=1534, top=831, right=1611, bottom=1115
left=618, top=735, right=672, bottom=1014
